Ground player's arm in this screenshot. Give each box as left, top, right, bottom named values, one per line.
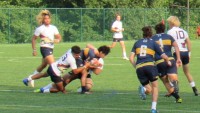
left=92, top=68, right=102, bottom=75
left=172, top=41, right=182, bottom=67
left=129, top=52, right=136, bottom=68
left=185, top=37, right=191, bottom=56
left=72, top=61, right=91, bottom=75
left=32, top=35, right=38, bottom=56
left=54, top=34, right=62, bottom=44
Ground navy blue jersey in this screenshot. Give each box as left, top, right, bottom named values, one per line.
left=152, top=33, right=175, bottom=61
left=80, top=48, right=98, bottom=61
left=131, top=38, right=164, bottom=65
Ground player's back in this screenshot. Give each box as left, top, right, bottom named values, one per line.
left=133, top=38, right=162, bottom=65
left=152, top=33, right=175, bottom=60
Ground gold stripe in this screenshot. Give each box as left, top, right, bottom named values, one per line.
left=84, top=48, right=90, bottom=57
left=135, top=48, right=155, bottom=56
left=155, top=57, right=174, bottom=65
left=156, top=40, right=171, bottom=45
left=136, top=62, right=154, bottom=69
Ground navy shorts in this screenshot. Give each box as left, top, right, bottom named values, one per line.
left=156, top=59, right=177, bottom=77
left=174, top=51, right=189, bottom=65
left=47, top=66, right=62, bottom=83
left=113, top=38, right=123, bottom=42
left=136, top=65, right=158, bottom=86
left=40, top=47, right=53, bottom=58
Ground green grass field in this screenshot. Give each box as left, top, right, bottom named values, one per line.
left=0, top=41, right=200, bottom=113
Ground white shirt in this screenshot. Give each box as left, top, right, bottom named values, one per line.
left=34, top=24, right=59, bottom=48
left=51, top=50, right=77, bottom=76
left=112, top=20, right=123, bottom=38
left=89, top=58, right=104, bottom=74
left=167, top=27, right=189, bottom=51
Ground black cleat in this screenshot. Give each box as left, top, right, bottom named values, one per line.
left=192, top=87, right=198, bottom=96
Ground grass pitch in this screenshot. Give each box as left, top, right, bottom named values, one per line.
left=0, top=41, right=200, bottom=113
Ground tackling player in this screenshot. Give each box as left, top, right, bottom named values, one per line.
left=34, top=45, right=110, bottom=94
left=24, top=9, right=62, bottom=87
left=152, top=22, right=182, bottom=103
left=130, top=26, right=171, bottom=113
left=167, top=16, right=198, bottom=96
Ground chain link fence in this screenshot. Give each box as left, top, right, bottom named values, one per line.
left=0, top=8, right=200, bottom=43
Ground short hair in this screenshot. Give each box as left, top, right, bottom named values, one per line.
left=142, top=26, right=152, bottom=38
left=155, top=23, right=165, bottom=34
left=36, top=9, right=51, bottom=25
left=98, top=45, right=110, bottom=56
left=167, top=16, right=181, bottom=27
left=71, top=45, right=81, bottom=54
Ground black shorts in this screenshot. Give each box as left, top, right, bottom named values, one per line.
left=156, top=59, right=177, bottom=77
left=47, top=66, right=62, bottom=83
left=136, top=65, right=158, bottom=86
left=113, top=38, right=123, bottom=42
left=40, top=47, right=53, bottom=58
left=174, top=51, right=189, bottom=65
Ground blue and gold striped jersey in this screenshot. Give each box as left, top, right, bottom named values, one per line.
left=80, top=48, right=97, bottom=61
left=131, top=38, right=164, bottom=65
left=152, top=33, right=175, bottom=61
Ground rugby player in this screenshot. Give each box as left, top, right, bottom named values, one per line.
left=34, top=45, right=110, bottom=94
left=109, top=13, right=129, bottom=60
left=130, top=26, right=171, bottom=113
left=152, top=22, right=182, bottom=103
left=24, top=9, right=62, bottom=87
left=167, top=16, right=198, bottom=96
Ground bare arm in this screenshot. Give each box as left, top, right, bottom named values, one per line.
left=32, top=35, right=38, bottom=56
left=92, top=68, right=102, bottom=75
left=161, top=53, right=171, bottom=66
left=129, top=52, right=136, bottom=68
left=54, top=34, right=62, bottom=44
left=172, top=41, right=182, bottom=67
left=72, top=62, right=91, bottom=74
left=185, top=38, right=191, bottom=53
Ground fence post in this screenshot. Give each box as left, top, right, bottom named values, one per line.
left=103, top=8, right=105, bottom=41
left=8, top=9, right=11, bottom=43
left=80, top=8, right=83, bottom=42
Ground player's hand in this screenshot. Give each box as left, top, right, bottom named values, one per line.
left=167, top=60, right=172, bottom=67
left=176, top=59, right=182, bottom=68
left=32, top=50, right=37, bottom=56
left=54, top=39, right=60, bottom=44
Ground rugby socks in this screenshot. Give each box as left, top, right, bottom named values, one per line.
left=43, top=89, right=50, bottom=93
left=171, top=91, right=180, bottom=99
left=123, top=52, right=127, bottom=58
left=171, top=81, right=179, bottom=93
left=190, top=81, right=195, bottom=87
left=32, top=70, right=39, bottom=75
left=151, top=102, right=157, bottom=110
left=81, top=86, right=87, bottom=93
left=43, top=83, right=53, bottom=90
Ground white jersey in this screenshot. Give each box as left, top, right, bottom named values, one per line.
left=51, top=50, right=77, bottom=76
left=112, top=20, right=123, bottom=38
left=89, top=58, right=104, bottom=74
left=167, top=27, right=189, bottom=52
left=34, top=24, right=59, bottom=48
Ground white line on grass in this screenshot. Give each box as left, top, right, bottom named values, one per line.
left=0, top=105, right=199, bottom=112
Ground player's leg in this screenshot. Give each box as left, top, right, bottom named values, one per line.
left=159, top=75, right=174, bottom=96
left=86, top=78, right=93, bottom=91
left=151, top=80, right=158, bottom=113
left=119, top=40, right=128, bottom=60
left=109, top=42, right=117, bottom=48
left=183, top=64, right=198, bottom=96
left=80, top=69, right=89, bottom=93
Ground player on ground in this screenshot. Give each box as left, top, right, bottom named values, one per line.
left=34, top=45, right=110, bottom=94
left=109, top=13, right=129, bottom=60
left=167, top=16, right=198, bottom=96
left=29, top=46, right=90, bottom=93
left=23, top=9, right=61, bottom=87
left=130, top=26, right=171, bottom=113
left=152, top=22, right=182, bottom=103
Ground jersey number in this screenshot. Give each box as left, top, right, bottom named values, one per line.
left=140, top=45, right=147, bottom=56
left=176, top=31, right=185, bottom=39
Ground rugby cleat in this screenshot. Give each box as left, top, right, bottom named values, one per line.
left=151, top=109, right=158, bottom=113
left=23, top=78, right=29, bottom=86
left=175, top=98, right=182, bottom=103
left=29, top=80, right=35, bottom=88
left=33, top=88, right=44, bottom=93
left=138, top=85, right=146, bottom=100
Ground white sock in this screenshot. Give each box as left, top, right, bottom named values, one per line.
left=43, top=89, right=50, bottom=93
left=190, top=81, right=195, bottom=87
left=151, top=101, right=157, bottom=110
left=32, top=70, right=39, bottom=75
left=43, top=83, right=53, bottom=90
left=123, top=52, right=127, bottom=58
left=27, top=77, right=32, bottom=81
